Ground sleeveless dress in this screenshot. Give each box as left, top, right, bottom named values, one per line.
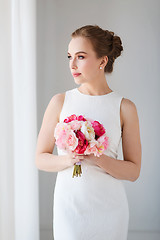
left=53, top=87, right=129, bottom=240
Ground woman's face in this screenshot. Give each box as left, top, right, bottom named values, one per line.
left=68, top=37, right=103, bottom=84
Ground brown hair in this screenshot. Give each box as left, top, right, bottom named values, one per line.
left=71, top=24, right=123, bottom=74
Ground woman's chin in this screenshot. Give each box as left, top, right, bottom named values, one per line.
left=74, top=78, right=83, bottom=84
left=74, top=77, right=86, bottom=84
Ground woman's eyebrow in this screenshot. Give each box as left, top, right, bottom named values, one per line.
left=67, top=51, right=87, bottom=55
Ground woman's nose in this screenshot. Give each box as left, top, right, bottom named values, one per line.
left=70, top=59, right=77, bottom=70
left=72, top=65, right=77, bottom=70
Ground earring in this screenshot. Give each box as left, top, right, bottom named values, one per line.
left=100, top=67, right=102, bottom=69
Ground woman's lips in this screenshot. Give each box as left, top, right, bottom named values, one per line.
left=72, top=73, right=81, bottom=77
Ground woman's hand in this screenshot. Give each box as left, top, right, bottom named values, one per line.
left=67, top=152, right=85, bottom=167
left=83, top=153, right=100, bottom=165
left=67, top=152, right=102, bottom=167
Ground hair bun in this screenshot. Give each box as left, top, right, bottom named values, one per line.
left=111, top=34, right=123, bottom=59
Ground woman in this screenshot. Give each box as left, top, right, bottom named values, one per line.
left=35, top=24, right=142, bottom=240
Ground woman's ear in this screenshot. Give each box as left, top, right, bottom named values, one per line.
left=100, top=56, right=108, bottom=68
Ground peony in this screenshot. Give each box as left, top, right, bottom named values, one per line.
left=64, top=114, right=77, bottom=123
left=74, top=130, right=89, bottom=154
left=54, top=122, right=71, bottom=139
left=91, top=121, right=106, bottom=139
left=69, top=120, right=82, bottom=131
left=64, top=114, right=87, bottom=123
left=97, top=134, right=109, bottom=151
left=66, top=130, right=78, bottom=151
left=55, top=130, right=68, bottom=149
left=77, top=115, right=87, bottom=121
left=81, top=121, right=95, bottom=141
left=84, top=133, right=109, bottom=157
left=84, top=139, right=98, bottom=155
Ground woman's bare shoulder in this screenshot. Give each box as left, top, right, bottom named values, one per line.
left=51, top=92, right=65, bottom=104
left=49, top=92, right=66, bottom=121
left=35, top=92, right=66, bottom=156
left=120, top=97, right=139, bottom=130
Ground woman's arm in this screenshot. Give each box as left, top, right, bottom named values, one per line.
left=35, top=93, right=70, bottom=172
left=36, top=153, right=71, bottom=172
left=85, top=98, right=142, bottom=182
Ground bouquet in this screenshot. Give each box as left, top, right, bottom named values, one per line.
left=54, top=114, right=109, bottom=178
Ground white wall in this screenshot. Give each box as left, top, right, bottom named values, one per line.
left=37, top=0, right=160, bottom=239
left=36, top=0, right=57, bottom=233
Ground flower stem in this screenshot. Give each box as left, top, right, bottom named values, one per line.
left=72, top=162, right=82, bottom=178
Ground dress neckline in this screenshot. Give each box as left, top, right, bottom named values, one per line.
left=75, top=88, right=115, bottom=97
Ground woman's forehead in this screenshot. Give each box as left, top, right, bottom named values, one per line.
left=68, top=37, right=94, bottom=55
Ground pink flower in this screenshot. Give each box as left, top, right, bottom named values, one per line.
left=69, top=120, right=82, bottom=131
left=66, top=131, right=78, bottom=151
left=74, top=130, right=88, bottom=154
left=64, top=114, right=87, bottom=123
left=54, top=122, right=71, bottom=139
left=84, top=140, right=98, bottom=155
left=55, top=130, right=68, bottom=149
left=91, top=121, right=106, bottom=139
left=84, top=134, right=109, bottom=157
left=64, top=114, right=77, bottom=123
left=97, top=134, right=109, bottom=151
left=77, top=115, right=87, bottom=121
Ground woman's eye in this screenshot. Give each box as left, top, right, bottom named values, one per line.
left=78, top=55, right=84, bottom=59
left=67, top=55, right=84, bottom=60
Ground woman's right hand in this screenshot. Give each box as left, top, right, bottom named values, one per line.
left=67, top=152, right=85, bottom=167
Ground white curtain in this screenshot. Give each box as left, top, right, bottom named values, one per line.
left=0, top=0, right=39, bottom=239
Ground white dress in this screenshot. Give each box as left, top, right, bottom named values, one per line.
left=53, top=88, right=129, bottom=240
